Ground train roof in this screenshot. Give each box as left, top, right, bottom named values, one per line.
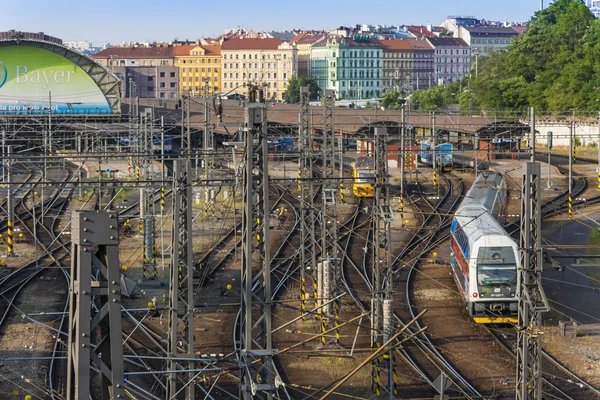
left=457, top=171, right=504, bottom=213
left=453, top=209, right=514, bottom=246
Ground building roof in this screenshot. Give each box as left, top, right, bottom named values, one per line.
left=0, top=30, right=62, bottom=44
left=173, top=45, right=196, bottom=56
left=312, top=36, right=382, bottom=48
left=291, top=32, right=325, bottom=45
left=221, top=37, right=284, bottom=50
left=406, top=25, right=434, bottom=37
left=511, top=25, right=528, bottom=35
left=173, top=44, right=221, bottom=57
left=93, top=45, right=174, bottom=59
left=464, top=26, right=518, bottom=36
left=405, top=39, right=433, bottom=51
left=268, top=31, right=296, bottom=41
left=377, top=39, right=412, bottom=51
left=427, top=37, right=469, bottom=47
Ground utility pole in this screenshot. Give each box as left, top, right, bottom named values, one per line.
left=432, top=112, right=437, bottom=191
left=298, top=86, right=316, bottom=318
left=6, top=145, right=14, bottom=257
left=530, top=107, right=536, bottom=162
left=547, top=131, right=553, bottom=189
left=399, top=105, right=406, bottom=221
left=569, top=116, right=573, bottom=219
left=239, top=84, right=280, bottom=399
left=66, top=210, right=125, bottom=400
left=516, top=162, right=549, bottom=400
left=141, top=109, right=156, bottom=279
left=167, top=160, right=195, bottom=400
left=372, top=127, right=396, bottom=398
left=319, top=89, right=339, bottom=344
left=597, top=112, right=600, bottom=190
left=204, top=100, right=215, bottom=217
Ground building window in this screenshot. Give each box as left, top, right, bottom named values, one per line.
left=170, top=72, right=175, bottom=78
left=160, top=82, right=165, bottom=88
left=148, top=86, right=153, bottom=91
left=160, top=72, right=165, bottom=78
left=170, top=82, right=176, bottom=88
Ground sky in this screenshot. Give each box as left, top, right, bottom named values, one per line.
left=1, top=0, right=544, bottom=45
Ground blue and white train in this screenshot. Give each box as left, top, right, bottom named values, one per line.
left=449, top=171, right=518, bottom=324
left=420, top=141, right=453, bottom=172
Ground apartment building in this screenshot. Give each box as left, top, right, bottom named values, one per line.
left=93, top=45, right=179, bottom=98
left=220, top=38, right=298, bottom=101
left=311, top=36, right=382, bottom=100
left=174, top=44, right=221, bottom=97
left=291, top=32, right=325, bottom=77
left=405, top=39, right=434, bottom=90
left=426, top=37, right=470, bottom=84
left=378, top=39, right=414, bottom=94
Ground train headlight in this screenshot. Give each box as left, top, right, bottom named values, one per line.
left=510, top=292, right=515, bottom=297
left=472, top=292, right=478, bottom=298
left=479, top=293, right=485, bottom=297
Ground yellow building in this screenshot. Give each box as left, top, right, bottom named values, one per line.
left=174, top=44, right=221, bottom=97
left=220, top=38, right=298, bottom=101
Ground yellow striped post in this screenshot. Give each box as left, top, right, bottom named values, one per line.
left=392, top=352, right=398, bottom=396
left=142, top=243, right=148, bottom=279
left=7, top=221, right=14, bottom=257
left=573, top=145, right=576, bottom=164
left=433, top=169, right=437, bottom=189
left=297, top=168, right=301, bottom=191
left=320, top=318, right=326, bottom=345
left=597, top=172, right=600, bottom=190
left=399, top=194, right=404, bottom=220
left=335, top=299, right=340, bottom=343
left=300, top=276, right=306, bottom=319
left=568, top=195, right=573, bottom=219
left=313, top=278, right=319, bottom=319
left=161, top=186, right=165, bottom=212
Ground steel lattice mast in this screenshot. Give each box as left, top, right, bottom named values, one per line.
left=319, top=89, right=339, bottom=342
left=372, top=127, right=396, bottom=397
left=516, top=161, right=549, bottom=400
left=298, top=86, right=317, bottom=318
left=167, top=160, right=195, bottom=400
left=67, top=210, right=125, bottom=400
left=239, top=85, right=279, bottom=399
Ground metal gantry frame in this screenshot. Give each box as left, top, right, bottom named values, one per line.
left=319, top=89, right=338, bottom=330
left=167, top=160, right=196, bottom=400
left=239, top=86, right=279, bottom=398
left=516, top=161, right=549, bottom=400
left=298, top=87, right=317, bottom=319
left=66, top=210, right=125, bottom=400
left=372, top=127, right=396, bottom=398
left=141, top=108, right=157, bottom=279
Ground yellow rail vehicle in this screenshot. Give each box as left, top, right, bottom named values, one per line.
left=353, top=156, right=375, bottom=198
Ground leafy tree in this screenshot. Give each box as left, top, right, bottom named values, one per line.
left=283, top=77, right=320, bottom=103
left=381, top=90, right=404, bottom=110
left=470, top=0, right=596, bottom=111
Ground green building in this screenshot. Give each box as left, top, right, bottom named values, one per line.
left=311, top=36, right=382, bottom=100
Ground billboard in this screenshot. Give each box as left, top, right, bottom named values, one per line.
left=0, top=45, right=112, bottom=114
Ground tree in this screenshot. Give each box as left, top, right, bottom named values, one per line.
left=283, top=76, right=320, bottom=103
left=470, top=0, right=596, bottom=111
left=381, top=90, right=404, bottom=110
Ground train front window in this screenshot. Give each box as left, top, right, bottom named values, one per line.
left=476, top=246, right=517, bottom=286
left=356, top=172, right=375, bottom=184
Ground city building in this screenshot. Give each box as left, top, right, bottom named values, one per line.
left=220, top=38, right=298, bottom=101
left=290, top=32, right=325, bottom=77
left=440, top=17, right=518, bottom=56
left=462, top=26, right=518, bottom=56
left=405, top=39, right=434, bottom=90
left=311, top=36, right=382, bottom=100
left=174, top=44, right=221, bottom=97
left=378, top=39, right=414, bottom=94
left=588, top=0, right=600, bottom=17
left=0, top=30, right=62, bottom=44
left=63, top=41, right=109, bottom=56
left=426, top=37, right=471, bottom=85
left=93, top=45, right=179, bottom=99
